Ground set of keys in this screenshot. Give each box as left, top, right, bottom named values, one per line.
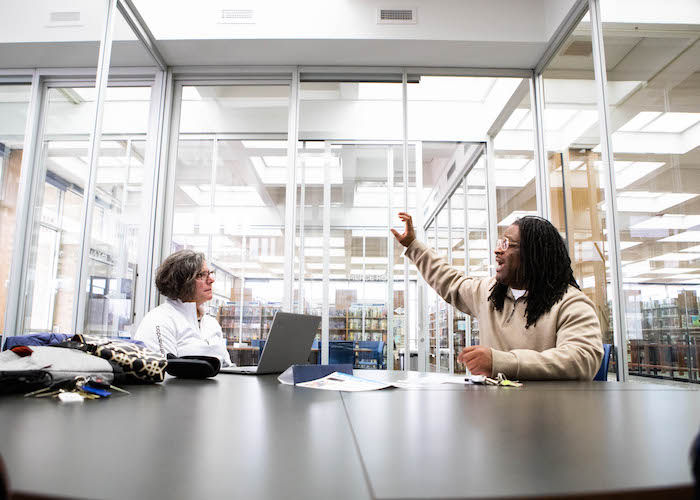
left=466, top=373, right=523, bottom=387
left=25, top=375, right=130, bottom=402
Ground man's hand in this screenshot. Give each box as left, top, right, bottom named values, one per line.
left=391, top=212, right=416, bottom=248
left=457, top=346, right=493, bottom=376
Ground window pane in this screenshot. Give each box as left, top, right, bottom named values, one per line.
left=0, top=84, right=31, bottom=333
left=84, top=86, right=153, bottom=337
left=601, top=4, right=700, bottom=383
left=171, top=85, right=289, bottom=364
left=541, top=15, right=613, bottom=376
left=493, top=87, right=538, bottom=235
left=23, top=88, right=100, bottom=334
left=297, top=80, right=408, bottom=370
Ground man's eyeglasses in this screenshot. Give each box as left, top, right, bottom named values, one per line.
left=495, top=237, right=519, bottom=252
left=195, top=270, right=216, bottom=281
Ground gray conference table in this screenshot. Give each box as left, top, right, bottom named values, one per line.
left=1, top=370, right=699, bottom=500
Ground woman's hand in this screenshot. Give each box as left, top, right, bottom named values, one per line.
left=391, top=212, right=416, bottom=248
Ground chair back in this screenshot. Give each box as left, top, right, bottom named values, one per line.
left=328, top=340, right=354, bottom=365
left=593, top=343, right=612, bottom=381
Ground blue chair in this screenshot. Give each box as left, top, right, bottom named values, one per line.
left=251, top=339, right=266, bottom=363
left=311, top=339, right=321, bottom=364
left=594, top=343, right=612, bottom=381
left=356, top=341, right=385, bottom=369
left=328, top=341, right=354, bottom=365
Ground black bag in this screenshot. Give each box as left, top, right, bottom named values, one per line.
left=63, top=334, right=167, bottom=384
left=165, top=354, right=220, bottom=379
left=0, top=370, right=52, bottom=395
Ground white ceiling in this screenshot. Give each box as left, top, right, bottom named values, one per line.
left=0, top=0, right=578, bottom=69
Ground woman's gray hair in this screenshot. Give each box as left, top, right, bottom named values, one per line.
left=155, top=249, right=205, bottom=302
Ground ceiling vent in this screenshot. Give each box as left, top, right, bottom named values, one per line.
left=377, top=8, right=417, bottom=24
left=219, top=9, right=255, bottom=24
left=47, top=11, right=81, bottom=27
left=563, top=40, right=592, bottom=57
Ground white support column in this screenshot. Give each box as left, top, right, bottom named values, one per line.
left=447, top=199, right=454, bottom=374
left=298, top=150, right=306, bottom=314
left=73, top=0, right=119, bottom=334
left=283, top=68, right=300, bottom=313
left=156, top=80, right=182, bottom=308
left=402, top=70, right=410, bottom=372
left=4, top=71, right=44, bottom=340
left=485, top=136, right=498, bottom=275
left=387, top=147, right=394, bottom=370
left=463, top=176, right=471, bottom=358
left=589, top=0, right=628, bottom=381
left=531, top=74, right=550, bottom=220
left=433, top=223, right=439, bottom=372
left=321, top=142, right=331, bottom=365
left=142, top=69, right=174, bottom=316
left=415, top=141, right=426, bottom=372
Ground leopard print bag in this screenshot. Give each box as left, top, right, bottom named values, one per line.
left=68, top=334, right=167, bottom=384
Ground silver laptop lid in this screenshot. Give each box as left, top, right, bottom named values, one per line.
left=256, top=312, right=321, bottom=374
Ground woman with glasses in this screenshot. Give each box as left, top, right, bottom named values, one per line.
left=134, top=250, right=233, bottom=366
left=392, top=212, right=602, bottom=380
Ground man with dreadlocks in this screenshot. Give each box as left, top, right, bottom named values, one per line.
left=392, top=212, right=603, bottom=380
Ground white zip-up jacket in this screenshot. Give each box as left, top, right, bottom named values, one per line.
left=134, top=298, right=233, bottom=367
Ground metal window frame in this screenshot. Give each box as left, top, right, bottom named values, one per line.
left=589, top=0, right=628, bottom=381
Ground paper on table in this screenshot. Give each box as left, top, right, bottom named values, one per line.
left=296, top=371, right=394, bottom=391
left=392, top=374, right=471, bottom=388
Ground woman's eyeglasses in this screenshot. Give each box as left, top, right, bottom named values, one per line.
left=495, top=237, right=518, bottom=252
left=195, top=270, right=216, bottom=281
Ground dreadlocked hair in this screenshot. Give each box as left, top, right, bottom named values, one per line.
left=487, top=216, right=579, bottom=328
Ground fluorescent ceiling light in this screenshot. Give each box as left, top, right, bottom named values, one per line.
left=620, top=241, right=641, bottom=250
left=659, top=231, right=700, bottom=243
left=663, top=273, right=700, bottom=280
left=498, top=210, right=538, bottom=226
left=614, top=161, right=666, bottom=189
left=680, top=245, right=700, bottom=253
left=616, top=191, right=697, bottom=213
left=623, top=261, right=651, bottom=276
left=643, top=113, right=700, bottom=133
left=647, top=267, right=700, bottom=274
left=618, top=112, right=662, bottom=132
left=649, top=253, right=700, bottom=262
left=629, top=214, right=700, bottom=230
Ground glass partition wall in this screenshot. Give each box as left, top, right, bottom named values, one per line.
left=600, top=3, right=700, bottom=382
left=168, top=84, right=290, bottom=365
left=5, top=0, right=700, bottom=386
left=22, top=85, right=154, bottom=337
left=0, top=85, right=31, bottom=334
left=539, top=11, right=616, bottom=378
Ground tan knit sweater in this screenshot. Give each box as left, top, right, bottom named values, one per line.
left=406, top=240, right=604, bottom=380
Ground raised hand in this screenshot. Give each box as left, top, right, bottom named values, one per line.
left=391, top=212, right=416, bottom=248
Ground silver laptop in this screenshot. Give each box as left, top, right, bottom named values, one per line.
left=219, top=312, right=321, bottom=375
